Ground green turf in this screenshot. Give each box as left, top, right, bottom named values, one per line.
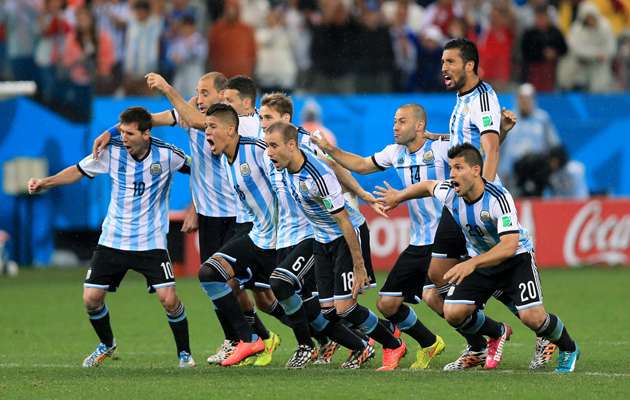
left=1, top=267, right=629, bottom=399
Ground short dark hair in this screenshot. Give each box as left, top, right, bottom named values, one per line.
left=119, top=106, right=152, bottom=132
left=444, top=37, right=479, bottom=75
left=399, top=103, right=427, bottom=124
left=448, top=143, right=483, bottom=174
left=206, top=102, right=239, bottom=131
left=225, top=75, right=257, bottom=104
left=134, top=0, right=151, bottom=10
left=200, top=72, right=227, bottom=93
left=267, top=121, right=298, bottom=144
left=261, top=93, right=294, bottom=120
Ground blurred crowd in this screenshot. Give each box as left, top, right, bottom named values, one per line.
left=2, top=0, right=630, bottom=106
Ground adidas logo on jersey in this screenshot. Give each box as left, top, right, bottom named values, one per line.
left=118, top=166, right=126, bottom=172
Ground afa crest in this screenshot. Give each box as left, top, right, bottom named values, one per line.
left=240, top=163, right=251, bottom=176
left=150, top=163, right=162, bottom=176
left=462, top=104, right=469, bottom=115
left=423, top=149, right=435, bottom=163
left=299, top=180, right=308, bottom=193
left=480, top=209, right=491, bottom=223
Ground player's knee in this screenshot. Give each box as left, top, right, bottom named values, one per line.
left=443, top=305, right=469, bottom=327
left=428, top=266, right=447, bottom=287
left=198, top=257, right=230, bottom=283
left=83, top=290, right=105, bottom=309
left=422, top=288, right=443, bottom=313
left=519, top=307, right=547, bottom=330
left=376, top=296, right=398, bottom=318
left=252, top=288, right=276, bottom=312
left=269, top=270, right=297, bottom=301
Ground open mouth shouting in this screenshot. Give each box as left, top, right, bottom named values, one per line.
left=443, top=73, right=453, bottom=87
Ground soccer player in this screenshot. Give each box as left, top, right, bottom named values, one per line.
left=144, top=72, right=282, bottom=366
left=374, top=143, right=580, bottom=373
left=223, top=75, right=263, bottom=138
left=28, top=107, right=195, bottom=367
left=259, top=93, right=384, bottom=369
left=310, top=103, right=450, bottom=369
left=436, top=37, right=554, bottom=369
left=265, top=121, right=408, bottom=371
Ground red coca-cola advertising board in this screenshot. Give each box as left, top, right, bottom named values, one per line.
left=361, top=198, right=630, bottom=270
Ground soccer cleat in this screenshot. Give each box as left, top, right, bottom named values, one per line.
left=529, top=337, right=557, bottom=370
left=314, top=340, right=339, bottom=365
left=377, top=339, right=407, bottom=371
left=443, top=345, right=487, bottom=371
left=410, top=335, right=445, bottom=370
left=285, top=344, right=316, bottom=369
left=253, top=331, right=280, bottom=366
left=393, top=326, right=402, bottom=339
left=486, top=323, right=512, bottom=369
left=207, top=340, right=236, bottom=365
left=234, top=356, right=254, bottom=367
left=554, top=342, right=580, bottom=373
left=82, top=339, right=117, bottom=367
left=340, top=343, right=375, bottom=369
left=178, top=351, right=196, bottom=367
left=221, top=338, right=265, bottom=366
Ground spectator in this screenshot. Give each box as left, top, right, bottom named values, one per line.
left=285, top=0, right=315, bottom=91
left=254, top=6, right=297, bottom=94
left=300, top=97, right=337, bottom=146
left=92, top=0, right=130, bottom=95
left=417, top=25, right=445, bottom=92
left=168, top=15, right=208, bottom=97
left=208, top=0, right=257, bottom=78
left=355, top=0, right=395, bottom=93
left=557, top=1, right=616, bottom=92
left=388, top=0, right=419, bottom=92
left=421, top=0, right=464, bottom=37
left=35, top=0, right=72, bottom=102
left=123, top=0, right=163, bottom=96
left=520, top=6, right=566, bottom=92
left=517, top=0, right=559, bottom=30
left=160, top=0, right=197, bottom=82
left=239, top=0, right=270, bottom=29
left=477, top=0, right=516, bottom=92
left=546, top=145, right=589, bottom=199
left=2, top=0, right=43, bottom=82
left=498, top=83, right=561, bottom=195
left=62, top=7, right=114, bottom=116
left=382, top=0, right=425, bottom=33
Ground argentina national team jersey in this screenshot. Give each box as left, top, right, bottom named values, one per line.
left=372, top=137, right=450, bottom=246
left=172, top=109, right=236, bottom=218
left=449, top=81, right=501, bottom=152
left=77, top=137, right=190, bottom=251
left=234, top=110, right=263, bottom=223
left=222, top=136, right=278, bottom=249
left=432, top=179, right=533, bottom=258
left=283, top=148, right=365, bottom=244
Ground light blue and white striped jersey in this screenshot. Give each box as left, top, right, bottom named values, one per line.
left=283, top=149, right=365, bottom=244
left=372, top=136, right=450, bottom=246
left=77, top=137, right=190, bottom=251
left=266, top=151, right=314, bottom=249
left=234, top=110, right=263, bottom=223
left=123, top=14, right=163, bottom=77
left=222, top=136, right=278, bottom=249
left=449, top=81, right=501, bottom=152
left=432, top=179, right=533, bottom=258
left=172, top=109, right=236, bottom=218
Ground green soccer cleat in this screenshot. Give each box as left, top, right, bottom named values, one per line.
left=410, top=335, right=445, bottom=370
left=83, top=339, right=117, bottom=367
left=253, top=331, right=280, bottom=366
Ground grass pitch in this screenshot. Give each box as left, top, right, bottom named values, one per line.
left=1, top=266, right=629, bottom=399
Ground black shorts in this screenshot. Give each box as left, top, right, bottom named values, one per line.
left=379, top=244, right=433, bottom=304
left=85, top=245, right=175, bottom=293
left=198, top=214, right=238, bottom=263
left=445, top=251, right=543, bottom=310
left=313, top=222, right=377, bottom=303
left=214, top=234, right=276, bottom=289
left=276, top=239, right=317, bottom=296
left=233, top=222, right=254, bottom=239
left=432, top=206, right=467, bottom=260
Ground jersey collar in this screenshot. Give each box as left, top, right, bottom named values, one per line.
left=457, top=79, right=483, bottom=98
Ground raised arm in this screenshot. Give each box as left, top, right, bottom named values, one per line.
left=374, top=180, right=440, bottom=212
left=499, top=107, right=517, bottom=145
left=146, top=73, right=205, bottom=130
left=481, top=133, right=500, bottom=182
left=310, top=133, right=380, bottom=175
left=28, top=166, right=85, bottom=194
left=331, top=208, right=370, bottom=298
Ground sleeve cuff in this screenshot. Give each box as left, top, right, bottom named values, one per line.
left=481, top=129, right=499, bottom=136
left=170, top=109, right=177, bottom=127
left=329, top=207, right=344, bottom=215
left=76, top=164, right=94, bottom=179
left=371, top=155, right=386, bottom=171
left=499, top=230, right=519, bottom=237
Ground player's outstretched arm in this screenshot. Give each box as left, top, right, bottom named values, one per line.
left=444, top=233, right=519, bottom=285
left=481, top=133, right=500, bottom=182
left=331, top=208, right=370, bottom=298
left=28, top=166, right=85, bottom=194
left=92, top=124, right=119, bottom=159
left=145, top=73, right=205, bottom=130
left=374, top=180, right=439, bottom=212
left=311, top=133, right=379, bottom=175
left=499, top=107, right=517, bottom=145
